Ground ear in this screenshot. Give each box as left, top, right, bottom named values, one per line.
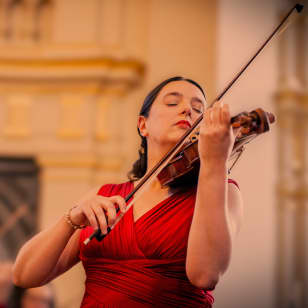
left=138, top=115, right=148, bottom=137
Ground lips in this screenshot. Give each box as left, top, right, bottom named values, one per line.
left=175, top=120, right=191, bottom=128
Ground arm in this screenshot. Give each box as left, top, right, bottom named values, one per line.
left=13, top=186, right=127, bottom=288
left=185, top=101, right=244, bottom=290
left=186, top=165, right=243, bottom=289
left=13, top=216, right=80, bottom=288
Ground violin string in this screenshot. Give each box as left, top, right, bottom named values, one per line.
left=228, top=133, right=259, bottom=173
left=228, top=147, right=245, bottom=174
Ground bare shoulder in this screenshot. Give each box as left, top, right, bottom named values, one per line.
left=227, top=182, right=244, bottom=237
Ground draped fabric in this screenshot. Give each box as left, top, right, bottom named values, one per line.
left=79, top=180, right=238, bottom=307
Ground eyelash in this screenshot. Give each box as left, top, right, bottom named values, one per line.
left=193, top=108, right=202, bottom=114
left=167, top=103, right=202, bottom=114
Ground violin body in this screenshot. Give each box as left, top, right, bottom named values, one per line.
left=157, top=139, right=200, bottom=187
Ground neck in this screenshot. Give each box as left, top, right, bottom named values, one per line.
left=134, top=176, right=170, bottom=195
left=134, top=142, right=176, bottom=194
left=146, top=141, right=173, bottom=173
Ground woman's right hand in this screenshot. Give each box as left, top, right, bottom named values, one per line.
left=12, top=187, right=126, bottom=288
left=69, top=188, right=127, bottom=234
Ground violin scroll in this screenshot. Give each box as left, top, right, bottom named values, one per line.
left=231, top=108, right=275, bottom=136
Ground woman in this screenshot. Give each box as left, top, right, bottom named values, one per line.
left=13, top=76, right=243, bottom=307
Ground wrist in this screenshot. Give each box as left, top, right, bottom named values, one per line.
left=200, top=158, right=228, bottom=172
left=200, top=151, right=229, bottom=164
left=65, top=206, right=86, bottom=230
left=200, top=156, right=228, bottom=169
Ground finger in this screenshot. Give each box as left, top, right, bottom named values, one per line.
left=212, top=105, right=221, bottom=125
left=221, top=103, right=230, bottom=124
left=101, top=200, right=117, bottom=226
left=109, top=195, right=127, bottom=214
left=96, top=195, right=117, bottom=214
left=204, top=107, right=213, bottom=126
left=213, top=100, right=222, bottom=110
left=215, top=101, right=224, bottom=123
left=83, top=206, right=99, bottom=230
left=92, top=204, right=108, bottom=234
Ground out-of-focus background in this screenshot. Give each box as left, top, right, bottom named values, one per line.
left=0, top=0, right=307, bottom=307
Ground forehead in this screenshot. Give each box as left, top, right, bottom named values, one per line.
left=156, top=80, right=205, bottom=102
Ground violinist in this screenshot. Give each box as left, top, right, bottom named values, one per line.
left=13, top=76, right=244, bottom=307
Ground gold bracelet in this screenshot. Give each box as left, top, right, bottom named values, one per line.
left=65, top=206, right=86, bottom=230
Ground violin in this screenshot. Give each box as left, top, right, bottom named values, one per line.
left=84, top=3, right=304, bottom=244
left=157, top=108, right=275, bottom=187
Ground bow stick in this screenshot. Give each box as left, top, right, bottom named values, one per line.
left=84, top=3, right=304, bottom=244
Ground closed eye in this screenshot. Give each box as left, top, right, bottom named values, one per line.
left=193, top=108, right=202, bottom=114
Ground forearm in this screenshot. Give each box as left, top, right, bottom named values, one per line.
left=186, top=160, right=232, bottom=288
left=13, top=215, right=76, bottom=287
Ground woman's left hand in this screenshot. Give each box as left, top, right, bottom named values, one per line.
left=198, top=101, right=238, bottom=165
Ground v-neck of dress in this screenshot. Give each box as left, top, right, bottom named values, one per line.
left=128, top=181, right=177, bottom=224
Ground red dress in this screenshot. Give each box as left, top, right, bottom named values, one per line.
left=79, top=180, right=238, bottom=307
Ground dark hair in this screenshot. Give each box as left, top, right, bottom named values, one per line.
left=127, top=76, right=206, bottom=181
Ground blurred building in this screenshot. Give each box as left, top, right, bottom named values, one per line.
left=0, top=1, right=306, bottom=307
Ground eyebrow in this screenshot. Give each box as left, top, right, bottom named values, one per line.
left=163, top=91, right=204, bottom=105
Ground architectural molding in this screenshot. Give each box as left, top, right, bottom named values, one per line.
left=3, top=95, right=32, bottom=138
left=37, top=154, right=124, bottom=171
left=0, top=57, right=145, bottom=82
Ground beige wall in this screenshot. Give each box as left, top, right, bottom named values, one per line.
left=213, top=1, right=277, bottom=307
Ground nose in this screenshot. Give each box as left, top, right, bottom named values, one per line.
left=180, top=100, right=192, bottom=117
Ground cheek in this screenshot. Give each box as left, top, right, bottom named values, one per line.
left=147, top=119, right=168, bottom=136
left=147, top=110, right=169, bottom=130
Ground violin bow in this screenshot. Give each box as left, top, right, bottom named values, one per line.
left=84, top=3, right=304, bottom=244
